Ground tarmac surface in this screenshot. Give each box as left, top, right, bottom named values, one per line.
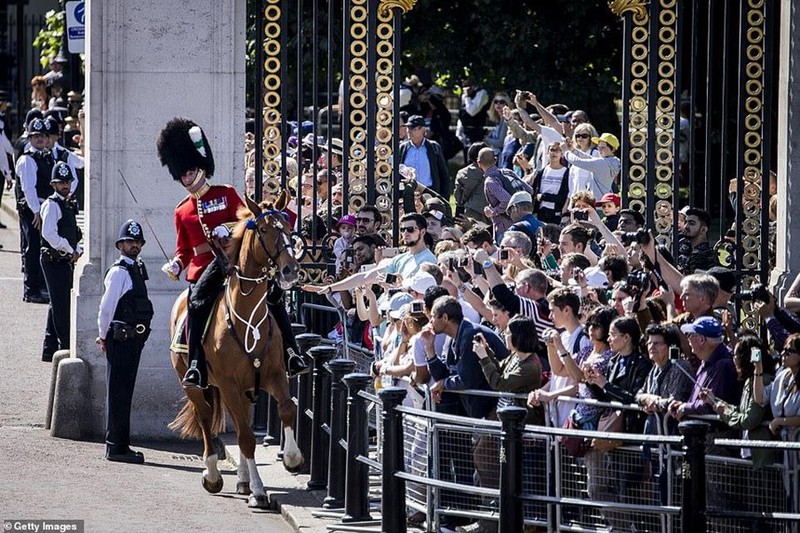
left=0, top=195, right=297, bottom=532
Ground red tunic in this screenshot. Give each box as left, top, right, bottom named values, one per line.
left=173, top=184, right=245, bottom=282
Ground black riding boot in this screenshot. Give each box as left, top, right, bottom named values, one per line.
left=182, top=261, right=226, bottom=389
left=182, top=301, right=209, bottom=389
left=267, top=286, right=309, bottom=377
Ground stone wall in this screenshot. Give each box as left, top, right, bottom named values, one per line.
left=55, top=0, right=245, bottom=439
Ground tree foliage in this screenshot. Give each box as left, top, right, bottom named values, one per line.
left=33, top=9, right=66, bottom=70
left=401, top=0, right=623, bottom=130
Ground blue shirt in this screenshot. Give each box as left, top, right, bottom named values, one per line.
left=404, top=142, right=432, bottom=187
left=384, top=248, right=437, bottom=279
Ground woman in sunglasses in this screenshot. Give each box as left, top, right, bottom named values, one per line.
left=568, top=122, right=599, bottom=197
left=484, top=91, right=511, bottom=156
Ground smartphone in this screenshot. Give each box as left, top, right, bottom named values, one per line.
left=573, top=268, right=583, bottom=281
left=385, top=273, right=398, bottom=285
left=573, top=210, right=588, bottom=221
left=669, top=346, right=680, bottom=360
left=411, top=301, right=424, bottom=315
left=447, top=257, right=456, bottom=271
left=458, top=256, right=470, bottom=268
left=344, top=250, right=355, bottom=263
left=499, top=249, right=510, bottom=261
left=472, top=261, right=484, bottom=276
left=382, top=247, right=400, bottom=258
left=751, top=347, right=762, bottom=363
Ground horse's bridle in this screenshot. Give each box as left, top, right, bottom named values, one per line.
left=244, top=209, right=293, bottom=278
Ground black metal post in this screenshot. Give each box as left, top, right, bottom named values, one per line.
left=323, top=359, right=356, bottom=509
left=307, top=345, right=337, bottom=490
left=498, top=406, right=526, bottom=533
left=341, top=372, right=373, bottom=523
left=679, top=420, right=708, bottom=533
left=378, top=387, right=407, bottom=533
left=294, top=332, right=320, bottom=473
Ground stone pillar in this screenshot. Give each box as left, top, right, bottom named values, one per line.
left=772, top=0, right=800, bottom=298
left=52, top=0, right=246, bottom=439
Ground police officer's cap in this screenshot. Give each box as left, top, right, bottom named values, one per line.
left=43, top=116, right=60, bottom=136
left=50, top=162, right=73, bottom=183
left=28, top=117, right=46, bottom=136
left=116, top=219, right=146, bottom=245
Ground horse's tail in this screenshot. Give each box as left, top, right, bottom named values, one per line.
left=168, top=387, right=226, bottom=439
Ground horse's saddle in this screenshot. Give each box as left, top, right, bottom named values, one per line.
left=170, top=309, right=214, bottom=355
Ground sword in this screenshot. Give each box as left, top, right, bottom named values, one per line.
left=117, top=169, right=171, bottom=262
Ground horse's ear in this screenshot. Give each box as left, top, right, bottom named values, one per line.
left=245, top=195, right=262, bottom=217
left=275, top=189, right=289, bottom=211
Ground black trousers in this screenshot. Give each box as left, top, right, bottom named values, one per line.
left=40, top=256, right=73, bottom=356
left=19, top=204, right=43, bottom=297
left=105, top=335, right=144, bottom=451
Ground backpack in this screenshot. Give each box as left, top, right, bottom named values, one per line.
left=496, top=167, right=530, bottom=196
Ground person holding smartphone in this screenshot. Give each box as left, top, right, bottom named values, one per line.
left=701, top=335, right=775, bottom=467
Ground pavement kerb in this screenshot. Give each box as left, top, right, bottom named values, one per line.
left=223, top=439, right=332, bottom=533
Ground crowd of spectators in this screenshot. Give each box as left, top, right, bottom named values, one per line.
left=242, top=83, right=800, bottom=533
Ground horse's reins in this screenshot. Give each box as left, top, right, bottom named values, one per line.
left=222, top=210, right=291, bottom=401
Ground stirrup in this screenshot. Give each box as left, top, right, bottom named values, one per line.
left=182, top=368, right=208, bottom=390
left=287, top=353, right=310, bottom=377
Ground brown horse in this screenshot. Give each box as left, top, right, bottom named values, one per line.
left=168, top=192, right=303, bottom=508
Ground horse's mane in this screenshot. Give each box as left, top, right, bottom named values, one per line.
left=227, top=200, right=276, bottom=264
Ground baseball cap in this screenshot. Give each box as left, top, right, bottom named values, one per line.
left=402, top=272, right=436, bottom=295
left=699, top=266, right=736, bottom=294
left=379, top=291, right=413, bottom=314
left=507, top=191, right=532, bottom=211
left=595, top=192, right=621, bottom=208
left=406, top=115, right=425, bottom=128
left=336, top=214, right=357, bottom=228
left=680, top=317, right=724, bottom=339
left=591, top=133, right=620, bottom=151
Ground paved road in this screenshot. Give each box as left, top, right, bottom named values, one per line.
left=0, top=198, right=292, bottom=532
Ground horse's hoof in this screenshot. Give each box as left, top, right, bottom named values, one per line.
left=283, top=457, right=305, bottom=474
left=202, top=475, right=224, bottom=494
left=247, top=493, right=269, bottom=508
left=236, top=481, right=251, bottom=495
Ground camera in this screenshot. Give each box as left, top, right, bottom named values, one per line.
left=669, top=346, right=680, bottom=360
left=499, top=249, right=510, bottom=261
left=626, top=270, right=650, bottom=293
left=572, top=210, right=588, bottom=221
left=385, top=273, right=398, bottom=285
left=739, top=282, right=770, bottom=304
left=411, top=301, right=424, bottom=316
left=619, top=228, right=651, bottom=246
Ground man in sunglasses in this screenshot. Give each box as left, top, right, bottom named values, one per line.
left=303, top=213, right=436, bottom=296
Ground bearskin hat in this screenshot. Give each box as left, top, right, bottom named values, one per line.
left=156, top=117, right=215, bottom=181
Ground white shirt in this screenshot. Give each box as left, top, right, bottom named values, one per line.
left=547, top=325, right=591, bottom=428
left=39, top=193, right=80, bottom=255
left=97, top=256, right=136, bottom=340
left=15, top=146, right=83, bottom=212
left=0, top=131, right=13, bottom=180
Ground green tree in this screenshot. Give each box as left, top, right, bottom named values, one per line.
left=401, top=0, right=622, bottom=130
left=33, top=9, right=65, bottom=70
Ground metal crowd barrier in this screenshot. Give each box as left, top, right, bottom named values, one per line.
left=261, top=300, right=800, bottom=532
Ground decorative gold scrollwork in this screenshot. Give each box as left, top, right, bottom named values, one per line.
left=608, top=0, right=649, bottom=22
left=378, top=0, right=417, bottom=15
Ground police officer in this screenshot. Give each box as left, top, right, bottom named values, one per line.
left=14, top=117, right=51, bottom=303
left=97, top=219, right=153, bottom=464
left=156, top=117, right=307, bottom=389
left=39, top=161, right=82, bottom=362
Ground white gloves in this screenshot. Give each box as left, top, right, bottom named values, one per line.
left=212, top=225, right=231, bottom=240
left=161, top=259, right=181, bottom=280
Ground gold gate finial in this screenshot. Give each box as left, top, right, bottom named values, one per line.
left=378, top=0, right=417, bottom=15
left=609, top=0, right=648, bottom=20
